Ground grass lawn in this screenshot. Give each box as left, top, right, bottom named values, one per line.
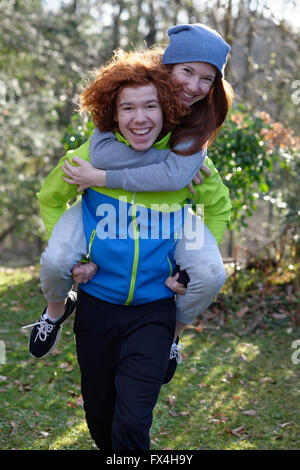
left=0, top=266, right=299, bottom=450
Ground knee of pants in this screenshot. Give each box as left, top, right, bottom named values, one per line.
left=187, top=260, right=226, bottom=296
left=40, top=247, right=74, bottom=280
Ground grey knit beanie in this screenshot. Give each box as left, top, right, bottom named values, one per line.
left=162, top=24, right=231, bottom=76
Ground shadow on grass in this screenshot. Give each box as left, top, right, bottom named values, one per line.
left=0, top=267, right=299, bottom=450
left=152, top=325, right=300, bottom=450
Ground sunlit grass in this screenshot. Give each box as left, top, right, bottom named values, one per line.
left=0, top=266, right=299, bottom=450
left=49, top=420, right=93, bottom=450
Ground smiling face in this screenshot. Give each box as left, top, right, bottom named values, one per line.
left=115, top=83, right=163, bottom=151
left=171, top=62, right=217, bottom=106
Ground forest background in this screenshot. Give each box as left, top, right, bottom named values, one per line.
left=1, top=0, right=299, bottom=273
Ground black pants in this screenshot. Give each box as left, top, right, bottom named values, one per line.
left=74, top=289, right=176, bottom=450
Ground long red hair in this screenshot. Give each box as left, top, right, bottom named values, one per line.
left=165, top=65, right=234, bottom=155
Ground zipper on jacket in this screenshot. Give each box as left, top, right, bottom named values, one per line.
left=166, top=230, right=178, bottom=276
left=125, top=202, right=139, bottom=305
left=166, top=255, right=173, bottom=277
left=86, top=228, right=96, bottom=262
left=80, top=228, right=96, bottom=263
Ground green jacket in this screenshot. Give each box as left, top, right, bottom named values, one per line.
left=37, top=134, right=231, bottom=244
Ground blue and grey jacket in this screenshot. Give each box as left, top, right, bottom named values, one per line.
left=81, top=186, right=188, bottom=305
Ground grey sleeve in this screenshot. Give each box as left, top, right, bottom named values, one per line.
left=107, top=149, right=207, bottom=191
left=90, top=127, right=206, bottom=192
left=90, top=128, right=169, bottom=170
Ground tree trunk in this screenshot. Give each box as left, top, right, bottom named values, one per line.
left=146, top=1, right=156, bottom=47
left=0, top=223, right=18, bottom=244
left=243, top=12, right=255, bottom=102
left=112, top=1, right=125, bottom=51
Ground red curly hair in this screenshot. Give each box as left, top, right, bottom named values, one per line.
left=79, top=49, right=188, bottom=138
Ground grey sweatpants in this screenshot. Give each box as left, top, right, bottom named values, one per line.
left=40, top=200, right=87, bottom=303
left=40, top=201, right=225, bottom=325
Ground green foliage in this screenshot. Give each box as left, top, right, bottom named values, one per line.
left=0, top=0, right=106, bottom=256
left=210, top=105, right=299, bottom=236
left=210, top=106, right=273, bottom=230
left=61, top=115, right=95, bottom=151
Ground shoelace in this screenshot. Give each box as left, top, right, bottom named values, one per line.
left=22, top=317, right=55, bottom=342
left=169, top=342, right=183, bottom=363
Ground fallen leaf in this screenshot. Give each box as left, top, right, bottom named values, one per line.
left=51, top=349, right=63, bottom=356
left=243, top=410, right=257, bottom=416
left=236, top=307, right=249, bottom=318
left=259, top=377, right=273, bottom=383
left=195, top=322, right=205, bottom=333
left=10, top=421, right=17, bottom=436
left=76, top=395, right=84, bottom=407
left=271, top=313, right=287, bottom=320
left=23, top=383, right=32, bottom=392
left=178, top=411, right=190, bottom=417
left=168, top=395, right=176, bottom=407
left=58, top=362, right=73, bottom=372
left=231, top=426, right=245, bottom=436
left=9, top=306, right=20, bottom=312
left=66, top=401, right=78, bottom=408
left=279, top=421, right=295, bottom=428
left=210, top=413, right=228, bottom=424
left=238, top=354, right=247, bottom=362
left=219, top=414, right=228, bottom=422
